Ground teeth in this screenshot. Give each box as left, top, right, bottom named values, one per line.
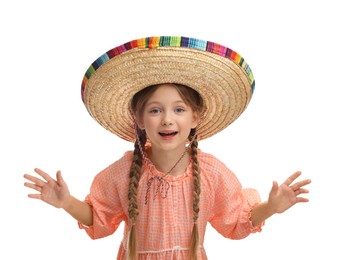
left=159, top=132, right=177, bottom=136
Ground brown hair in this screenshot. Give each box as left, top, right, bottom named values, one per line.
left=128, top=83, right=204, bottom=260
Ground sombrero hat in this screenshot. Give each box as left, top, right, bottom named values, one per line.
left=81, top=36, right=255, bottom=142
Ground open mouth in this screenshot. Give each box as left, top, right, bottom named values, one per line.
left=159, top=131, right=178, bottom=136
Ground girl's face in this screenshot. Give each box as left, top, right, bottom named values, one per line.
left=138, top=84, right=199, bottom=151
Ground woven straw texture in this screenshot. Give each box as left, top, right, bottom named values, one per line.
left=81, top=36, right=255, bottom=142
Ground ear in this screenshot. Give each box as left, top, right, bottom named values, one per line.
left=131, top=112, right=145, bottom=130
left=136, top=117, right=145, bottom=130
left=191, top=112, right=200, bottom=129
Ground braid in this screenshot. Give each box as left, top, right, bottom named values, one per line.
left=127, top=129, right=146, bottom=260
left=189, top=129, right=201, bottom=260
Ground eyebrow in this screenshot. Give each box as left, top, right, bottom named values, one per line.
left=145, top=100, right=186, bottom=106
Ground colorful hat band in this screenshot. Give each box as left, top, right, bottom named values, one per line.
left=81, top=36, right=255, bottom=101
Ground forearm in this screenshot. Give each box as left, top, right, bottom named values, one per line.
left=250, top=201, right=276, bottom=227
left=62, top=196, right=93, bottom=226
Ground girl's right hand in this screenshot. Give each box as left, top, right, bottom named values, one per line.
left=24, top=168, right=71, bottom=209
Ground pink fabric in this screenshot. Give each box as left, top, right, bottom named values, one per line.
left=79, top=149, right=263, bottom=259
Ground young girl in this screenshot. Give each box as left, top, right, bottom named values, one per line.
left=24, top=36, right=311, bottom=260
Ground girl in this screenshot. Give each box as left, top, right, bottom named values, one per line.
left=24, top=36, right=311, bottom=260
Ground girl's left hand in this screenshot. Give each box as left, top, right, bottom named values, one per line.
left=268, top=171, right=311, bottom=214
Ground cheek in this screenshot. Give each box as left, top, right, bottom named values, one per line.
left=137, top=112, right=152, bottom=129
left=182, top=115, right=198, bottom=128
left=143, top=117, right=158, bottom=130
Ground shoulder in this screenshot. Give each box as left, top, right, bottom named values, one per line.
left=99, top=150, right=133, bottom=173
left=197, top=149, right=240, bottom=186
left=92, top=151, right=133, bottom=186
left=198, top=149, right=233, bottom=175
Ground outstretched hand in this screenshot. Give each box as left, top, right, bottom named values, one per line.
left=268, top=171, right=311, bottom=214
left=24, top=168, right=70, bottom=209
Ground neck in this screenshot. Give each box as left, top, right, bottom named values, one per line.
left=147, top=146, right=189, bottom=176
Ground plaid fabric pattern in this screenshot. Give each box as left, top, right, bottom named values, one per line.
left=79, top=150, right=262, bottom=259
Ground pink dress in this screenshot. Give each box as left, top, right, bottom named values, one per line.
left=79, top=149, right=263, bottom=259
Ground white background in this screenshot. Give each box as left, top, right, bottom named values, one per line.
left=1, top=0, right=338, bottom=259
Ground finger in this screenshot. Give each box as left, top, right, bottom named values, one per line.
left=34, top=168, right=54, bottom=182
left=296, top=197, right=309, bottom=203
left=270, top=181, right=279, bottom=195
left=295, top=188, right=309, bottom=195
left=291, top=179, right=312, bottom=191
left=283, top=171, right=302, bottom=186
left=56, top=170, right=64, bottom=185
left=24, top=182, right=43, bottom=192
left=23, top=174, right=46, bottom=187
left=27, top=193, right=42, bottom=200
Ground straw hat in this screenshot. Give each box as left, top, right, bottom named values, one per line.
left=81, top=36, right=255, bottom=142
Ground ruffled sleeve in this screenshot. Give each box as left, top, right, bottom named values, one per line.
left=206, top=158, right=264, bottom=239
left=78, top=152, right=131, bottom=239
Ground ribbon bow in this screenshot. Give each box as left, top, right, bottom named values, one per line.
left=144, top=175, right=170, bottom=205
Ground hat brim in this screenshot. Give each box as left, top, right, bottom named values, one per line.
left=82, top=36, right=254, bottom=142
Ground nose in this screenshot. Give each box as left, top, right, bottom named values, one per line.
left=161, top=111, right=173, bottom=126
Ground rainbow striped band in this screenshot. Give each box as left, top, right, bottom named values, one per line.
left=81, top=36, right=255, bottom=97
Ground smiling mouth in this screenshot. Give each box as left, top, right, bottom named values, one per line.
left=159, top=131, right=178, bottom=136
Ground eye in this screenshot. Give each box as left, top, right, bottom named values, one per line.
left=175, top=107, right=185, bottom=113
left=149, top=108, right=161, bottom=114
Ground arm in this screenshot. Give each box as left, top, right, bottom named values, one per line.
left=62, top=196, right=93, bottom=226
left=250, top=171, right=311, bottom=227
left=24, top=168, right=93, bottom=226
